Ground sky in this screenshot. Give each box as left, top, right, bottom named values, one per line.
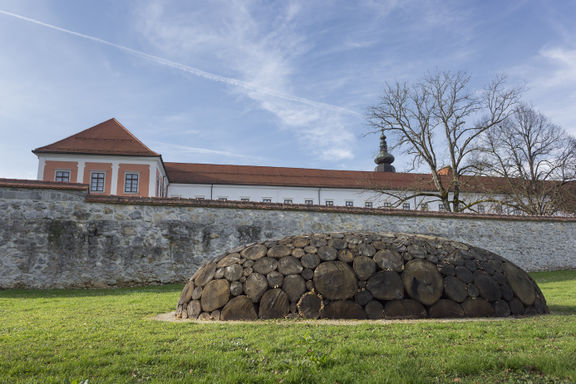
left=1, top=0, right=576, bottom=179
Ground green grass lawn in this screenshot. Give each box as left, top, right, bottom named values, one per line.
left=1, top=271, right=575, bottom=384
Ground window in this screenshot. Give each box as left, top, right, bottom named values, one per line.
left=402, top=203, right=411, bottom=210
left=383, top=202, right=392, bottom=209
left=325, top=200, right=334, bottom=206
left=217, top=197, right=228, bottom=201
left=477, top=204, right=485, bottom=214
left=90, top=172, right=105, bottom=192
left=195, top=196, right=205, bottom=200
left=240, top=198, right=250, bottom=202
left=365, top=201, right=373, bottom=208
left=284, top=199, right=293, bottom=204
left=345, top=201, right=354, bottom=207
left=305, top=199, right=314, bottom=205
left=262, top=198, right=272, bottom=203
left=420, top=203, right=428, bottom=211
left=55, top=170, right=70, bottom=183
left=438, top=204, right=445, bottom=211
left=124, top=173, right=139, bottom=193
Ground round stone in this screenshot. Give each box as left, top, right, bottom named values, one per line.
left=443, top=276, right=468, bottom=303
left=429, top=300, right=465, bottom=318
left=301, top=253, right=320, bottom=269
left=301, top=268, right=314, bottom=280
left=266, top=271, right=284, bottom=288
left=353, top=256, right=376, bottom=280
left=474, top=271, right=501, bottom=302
left=365, top=301, right=384, bottom=319
left=192, top=286, right=203, bottom=300
left=502, top=262, right=536, bottom=306
left=278, top=256, right=303, bottom=275
left=241, top=244, right=268, bottom=260
left=313, top=261, right=357, bottom=300
left=244, top=273, right=268, bottom=302
left=317, top=246, right=338, bottom=261
left=224, top=264, right=243, bottom=281
left=186, top=300, right=202, bottom=319
left=194, top=263, right=216, bottom=287
left=402, top=260, right=443, bottom=306
left=455, top=266, right=474, bottom=283
left=268, top=245, right=292, bottom=258
left=354, top=290, right=373, bottom=306
left=338, top=249, right=355, bottom=263
left=216, top=253, right=241, bottom=268
left=253, top=257, right=278, bottom=275
left=373, top=249, right=403, bottom=272
left=230, top=281, right=243, bottom=296
left=221, top=296, right=257, bottom=321
left=283, top=275, right=306, bottom=302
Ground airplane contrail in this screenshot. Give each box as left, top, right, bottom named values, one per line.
left=0, top=9, right=361, bottom=116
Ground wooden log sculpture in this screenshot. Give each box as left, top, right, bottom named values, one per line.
left=175, top=232, right=549, bottom=320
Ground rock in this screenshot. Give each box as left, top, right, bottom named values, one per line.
left=373, top=249, right=403, bottom=272
left=244, top=273, right=268, bottom=302
left=194, top=263, right=217, bottom=287
left=224, top=264, right=243, bottom=281
left=187, top=300, right=202, bottom=319
left=474, top=271, right=501, bottom=302
left=200, top=279, right=230, bottom=312
left=353, top=256, right=376, bottom=280
left=301, top=253, right=320, bottom=269
left=217, top=253, right=241, bottom=268
left=429, top=300, right=464, bottom=318
left=243, top=267, right=253, bottom=277
left=502, top=262, right=536, bottom=306
left=259, top=289, right=290, bottom=319
left=268, top=245, right=292, bottom=258
left=338, top=249, right=355, bottom=263
left=230, top=281, right=243, bottom=296
left=253, top=257, right=278, bottom=275
left=322, top=301, right=366, bottom=319
left=297, top=292, right=324, bottom=319
left=313, top=261, right=358, bottom=300
left=221, top=296, right=258, bottom=321
left=241, top=244, right=267, bottom=261
left=266, top=271, right=284, bottom=288
left=354, top=290, right=373, bottom=306
left=366, top=271, right=403, bottom=300
left=278, top=256, right=303, bottom=275
left=462, top=298, right=494, bottom=317
left=317, top=246, right=338, bottom=261
left=402, top=260, right=443, bottom=306
left=384, top=300, right=427, bottom=319
left=443, top=276, right=468, bottom=303
left=365, top=301, right=384, bottom=319
left=283, top=275, right=306, bottom=302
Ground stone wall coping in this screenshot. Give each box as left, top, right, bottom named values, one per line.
left=0, top=178, right=88, bottom=191
left=85, top=195, right=576, bottom=223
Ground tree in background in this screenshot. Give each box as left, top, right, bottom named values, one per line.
left=472, top=105, right=576, bottom=216
left=368, top=71, right=520, bottom=212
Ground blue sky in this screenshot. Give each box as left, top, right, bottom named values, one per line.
left=1, top=0, right=576, bottom=179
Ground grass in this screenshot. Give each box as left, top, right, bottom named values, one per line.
left=0, top=271, right=575, bottom=384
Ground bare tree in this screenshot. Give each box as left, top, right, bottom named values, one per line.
left=368, top=71, right=520, bottom=212
left=472, top=105, right=576, bottom=216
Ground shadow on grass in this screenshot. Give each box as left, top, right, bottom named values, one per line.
left=0, top=283, right=183, bottom=299
left=549, top=305, right=576, bottom=315
left=530, top=270, right=576, bottom=283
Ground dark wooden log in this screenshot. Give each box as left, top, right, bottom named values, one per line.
left=224, top=264, right=243, bottom=281
left=338, top=249, right=355, bottom=263
left=266, top=271, right=284, bottom=288
left=244, top=273, right=268, bottom=302
left=301, top=253, right=320, bottom=269
left=402, top=260, right=443, bottom=306
left=384, top=299, right=427, bottom=319
left=200, top=279, right=230, bottom=312
left=177, top=280, right=195, bottom=306
left=317, top=246, right=338, bottom=261
left=354, top=290, right=373, bottom=306
left=502, top=262, right=536, bottom=306
left=268, top=245, right=292, bottom=258
left=259, top=289, right=290, bottom=319
left=322, top=301, right=366, bottom=319
left=194, top=263, right=216, bottom=287
left=220, top=296, right=258, bottom=321
left=283, top=275, right=306, bottom=302
left=297, top=292, right=323, bottom=319
left=462, top=298, right=495, bottom=317
left=365, top=300, right=384, bottom=319
left=443, top=276, right=468, bottom=303
left=186, top=300, right=202, bottom=319
left=428, top=299, right=464, bottom=318
left=373, top=249, right=403, bottom=272
left=293, top=236, right=309, bottom=248
left=455, top=265, right=474, bottom=283
left=253, top=257, right=278, bottom=275
left=217, top=253, right=241, bottom=268
left=494, top=300, right=511, bottom=317
left=353, top=256, right=376, bottom=280
left=230, top=281, right=243, bottom=296
left=278, top=256, right=303, bottom=275
left=313, top=261, right=358, bottom=300
left=473, top=271, right=501, bottom=302
left=241, top=244, right=268, bottom=260
left=366, top=271, right=404, bottom=300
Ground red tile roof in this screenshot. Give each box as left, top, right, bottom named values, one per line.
left=164, top=162, right=508, bottom=193
left=0, top=178, right=88, bottom=191
left=33, top=118, right=160, bottom=157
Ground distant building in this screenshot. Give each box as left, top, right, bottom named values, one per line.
left=33, top=118, right=504, bottom=212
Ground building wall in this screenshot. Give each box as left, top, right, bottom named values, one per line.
left=0, top=184, right=574, bottom=289
left=43, top=161, right=79, bottom=183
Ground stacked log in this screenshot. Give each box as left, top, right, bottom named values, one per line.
left=175, top=232, right=549, bottom=320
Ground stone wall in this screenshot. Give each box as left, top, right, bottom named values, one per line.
left=0, top=184, right=575, bottom=288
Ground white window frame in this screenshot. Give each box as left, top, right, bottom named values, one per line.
left=325, top=200, right=334, bottom=207
left=478, top=204, right=485, bottom=214
left=217, top=197, right=228, bottom=201
left=382, top=202, right=392, bottom=209
left=283, top=199, right=293, bottom=204
left=402, top=202, right=411, bottom=210
left=262, top=198, right=272, bottom=203
left=345, top=200, right=354, bottom=207
left=240, top=197, right=250, bottom=202
left=365, top=201, right=373, bottom=208
left=90, top=171, right=106, bottom=193
left=304, top=199, right=314, bottom=205
left=124, top=172, right=139, bottom=194
left=54, top=169, right=71, bottom=183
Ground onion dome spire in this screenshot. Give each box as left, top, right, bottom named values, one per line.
left=374, top=130, right=395, bottom=172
